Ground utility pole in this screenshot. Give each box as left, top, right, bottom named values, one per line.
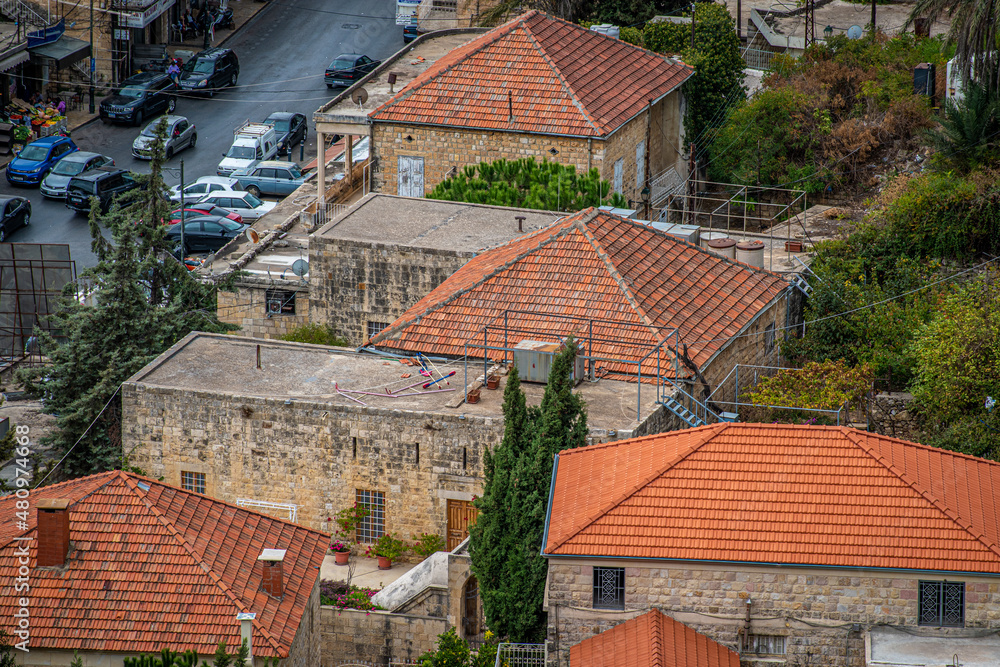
left=871, top=0, right=876, bottom=33
left=687, top=142, right=696, bottom=226
left=88, top=0, right=95, bottom=113
left=179, top=159, right=186, bottom=257
left=690, top=2, right=696, bottom=50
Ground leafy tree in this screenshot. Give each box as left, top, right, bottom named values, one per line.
left=427, top=158, right=627, bottom=211
left=907, top=0, right=1000, bottom=94
left=16, top=119, right=232, bottom=478
left=927, top=79, right=1000, bottom=172
left=470, top=341, right=587, bottom=642
left=418, top=628, right=499, bottom=667
left=0, top=629, right=17, bottom=667
left=279, top=322, right=350, bottom=347
left=579, top=0, right=686, bottom=26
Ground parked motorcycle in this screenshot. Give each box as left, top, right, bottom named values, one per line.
left=212, top=5, right=235, bottom=30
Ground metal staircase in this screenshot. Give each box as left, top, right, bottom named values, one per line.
left=0, top=0, right=50, bottom=29
left=659, top=377, right=736, bottom=429
left=789, top=272, right=812, bottom=296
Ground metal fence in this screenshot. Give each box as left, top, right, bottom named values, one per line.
left=495, top=643, right=546, bottom=667
left=744, top=47, right=778, bottom=71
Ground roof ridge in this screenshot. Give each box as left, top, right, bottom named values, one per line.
left=371, top=14, right=527, bottom=119
left=120, top=474, right=287, bottom=654
left=546, top=424, right=730, bottom=552
left=520, top=17, right=604, bottom=135
left=370, top=215, right=582, bottom=346
left=650, top=608, right=664, bottom=667
left=844, top=429, right=1000, bottom=561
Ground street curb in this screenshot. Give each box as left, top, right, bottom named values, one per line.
left=218, top=0, right=278, bottom=50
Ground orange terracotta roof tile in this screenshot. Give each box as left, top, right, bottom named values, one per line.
left=543, top=424, right=1000, bottom=574
left=370, top=11, right=693, bottom=137
left=369, top=209, right=787, bottom=378
left=571, top=609, right=740, bottom=667
left=0, top=471, right=328, bottom=657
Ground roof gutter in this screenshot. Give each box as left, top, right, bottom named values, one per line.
left=539, top=453, right=560, bottom=556
left=540, top=551, right=1000, bottom=578
left=601, top=71, right=694, bottom=142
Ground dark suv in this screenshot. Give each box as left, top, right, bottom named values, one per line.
left=179, top=47, right=239, bottom=97
left=99, top=72, right=177, bottom=126
left=65, top=167, right=140, bottom=214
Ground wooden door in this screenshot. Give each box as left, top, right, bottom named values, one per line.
left=447, top=499, right=478, bottom=550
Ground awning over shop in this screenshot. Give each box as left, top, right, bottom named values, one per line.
left=28, top=36, right=91, bottom=68
left=0, top=47, right=29, bottom=73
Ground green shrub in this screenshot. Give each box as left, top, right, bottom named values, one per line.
left=279, top=323, right=350, bottom=347
left=412, top=532, right=446, bottom=559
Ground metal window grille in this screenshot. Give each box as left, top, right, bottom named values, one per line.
left=592, top=566, right=625, bottom=610
left=919, top=581, right=965, bottom=627
left=265, top=288, right=296, bottom=315
left=764, top=323, right=775, bottom=354
left=181, top=471, right=206, bottom=495
left=355, top=489, right=385, bottom=543
left=744, top=634, right=786, bottom=655
left=367, top=320, right=389, bottom=338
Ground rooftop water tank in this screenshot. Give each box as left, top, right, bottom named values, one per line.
left=707, top=237, right=737, bottom=259
left=736, top=239, right=765, bottom=268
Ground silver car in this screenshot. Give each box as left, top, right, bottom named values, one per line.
left=132, top=115, right=197, bottom=160
left=39, top=151, right=115, bottom=199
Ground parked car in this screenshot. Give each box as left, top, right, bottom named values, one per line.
left=164, top=215, right=249, bottom=253
left=178, top=47, right=239, bottom=97
left=325, top=54, right=381, bottom=88
left=65, top=168, right=140, bottom=214
left=218, top=122, right=277, bottom=177
left=6, top=135, right=78, bottom=186
left=167, top=176, right=240, bottom=203
left=197, top=191, right=276, bottom=220
left=40, top=151, right=114, bottom=198
left=0, top=196, right=31, bottom=242
left=232, top=160, right=306, bottom=197
left=99, top=72, right=178, bottom=126
left=263, top=112, right=307, bottom=156
left=168, top=205, right=243, bottom=225
left=133, top=115, right=197, bottom=160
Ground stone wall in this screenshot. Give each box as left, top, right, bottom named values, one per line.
left=869, top=392, right=918, bottom=441
left=320, top=606, right=448, bottom=665
left=217, top=278, right=311, bottom=340
left=308, top=236, right=475, bottom=345
left=123, top=385, right=504, bottom=536
left=285, top=580, right=322, bottom=667
left=545, top=560, right=1000, bottom=667
left=371, top=124, right=603, bottom=196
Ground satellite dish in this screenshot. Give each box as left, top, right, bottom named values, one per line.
left=351, top=87, right=369, bottom=106
left=291, top=258, right=309, bottom=277
left=847, top=25, right=863, bottom=40
left=245, top=228, right=260, bottom=244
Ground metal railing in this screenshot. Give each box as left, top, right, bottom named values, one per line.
left=0, top=0, right=49, bottom=28
left=234, top=498, right=298, bottom=523
left=495, top=644, right=545, bottom=667
left=744, top=47, right=778, bottom=71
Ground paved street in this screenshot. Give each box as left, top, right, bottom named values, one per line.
left=0, top=0, right=403, bottom=268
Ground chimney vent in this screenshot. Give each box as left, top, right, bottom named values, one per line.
left=515, top=216, right=526, bottom=232
left=258, top=549, right=287, bottom=598
left=37, top=498, right=70, bottom=567
left=237, top=612, right=256, bottom=665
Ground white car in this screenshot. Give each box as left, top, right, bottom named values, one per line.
left=168, top=176, right=240, bottom=204
left=197, top=191, right=277, bottom=220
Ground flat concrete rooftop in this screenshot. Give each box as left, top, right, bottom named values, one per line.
left=315, top=193, right=565, bottom=253
left=130, top=333, right=658, bottom=432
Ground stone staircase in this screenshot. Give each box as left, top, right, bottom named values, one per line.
left=0, top=0, right=51, bottom=30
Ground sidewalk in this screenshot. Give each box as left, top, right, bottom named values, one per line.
left=167, top=0, right=271, bottom=60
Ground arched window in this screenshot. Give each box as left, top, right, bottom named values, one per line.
left=463, top=575, right=485, bottom=648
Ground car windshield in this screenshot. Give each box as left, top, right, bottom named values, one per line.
left=287, top=166, right=302, bottom=178
left=184, top=59, right=214, bottom=74
left=243, top=193, right=263, bottom=207
left=117, top=86, right=145, bottom=98
left=270, top=120, right=290, bottom=133
left=68, top=181, right=96, bottom=195
left=140, top=124, right=161, bottom=137
left=51, top=160, right=88, bottom=176
left=331, top=58, right=355, bottom=70
left=19, top=145, right=49, bottom=161
left=226, top=146, right=256, bottom=159
left=220, top=219, right=244, bottom=231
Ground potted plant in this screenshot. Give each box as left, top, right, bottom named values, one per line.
left=367, top=533, right=407, bottom=570
left=334, top=502, right=370, bottom=537
left=486, top=374, right=500, bottom=390
left=466, top=387, right=481, bottom=404
left=330, top=538, right=352, bottom=565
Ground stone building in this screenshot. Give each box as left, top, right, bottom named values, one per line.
left=0, top=470, right=328, bottom=667
left=367, top=11, right=693, bottom=205
left=368, top=207, right=792, bottom=421
left=123, top=332, right=672, bottom=542
left=542, top=423, right=1000, bottom=667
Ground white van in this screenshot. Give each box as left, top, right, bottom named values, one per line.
left=218, top=121, right=277, bottom=177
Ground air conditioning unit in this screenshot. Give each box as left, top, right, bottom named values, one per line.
left=513, top=340, right=586, bottom=385
left=266, top=297, right=283, bottom=315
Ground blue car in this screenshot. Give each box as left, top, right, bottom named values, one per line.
left=6, top=135, right=79, bottom=186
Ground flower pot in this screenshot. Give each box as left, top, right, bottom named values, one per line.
left=486, top=375, right=500, bottom=390
left=466, top=388, right=481, bottom=404
left=377, top=556, right=392, bottom=570
left=335, top=551, right=350, bottom=565
left=785, top=240, right=804, bottom=253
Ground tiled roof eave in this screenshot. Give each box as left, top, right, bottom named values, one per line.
left=371, top=117, right=612, bottom=140
left=599, top=72, right=694, bottom=142
left=539, top=552, right=1000, bottom=578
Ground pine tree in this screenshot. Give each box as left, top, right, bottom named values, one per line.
left=17, top=118, right=232, bottom=478
left=470, top=341, right=588, bottom=642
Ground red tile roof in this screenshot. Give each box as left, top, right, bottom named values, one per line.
left=369, top=209, right=787, bottom=378
left=571, top=609, right=740, bottom=667
left=370, top=11, right=693, bottom=137
left=0, top=471, right=328, bottom=657
left=544, top=424, right=1000, bottom=574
